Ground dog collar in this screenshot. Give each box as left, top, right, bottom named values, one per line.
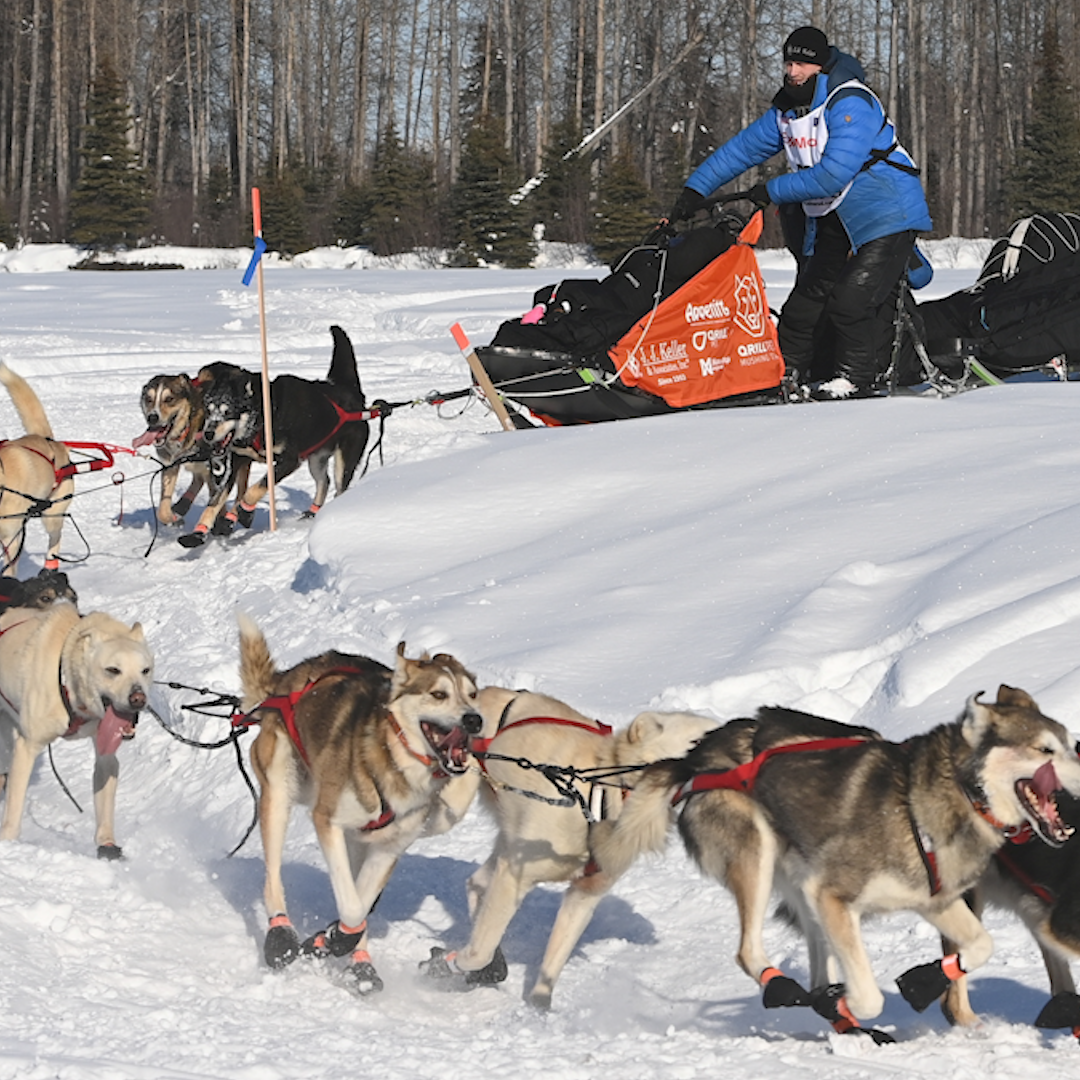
left=963, top=784, right=1033, bottom=841
left=388, top=711, right=445, bottom=776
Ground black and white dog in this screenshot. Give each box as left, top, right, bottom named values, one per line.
left=187, top=326, right=370, bottom=545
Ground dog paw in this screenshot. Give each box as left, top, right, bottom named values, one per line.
left=419, top=946, right=457, bottom=979
left=300, top=920, right=365, bottom=960
left=895, top=959, right=952, bottom=1013
left=177, top=530, right=207, bottom=548
left=464, top=946, right=508, bottom=986
left=848, top=1026, right=896, bottom=1045
left=171, top=496, right=194, bottom=518
left=235, top=505, right=255, bottom=529
left=345, top=958, right=383, bottom=996
left=763, top=974, right=813, bottom=1009
left=96, top=843, right=123, bottom=861
left=1035, top=991, right=1080, bottom=1029
left=264, top=921, right=301, bottom=969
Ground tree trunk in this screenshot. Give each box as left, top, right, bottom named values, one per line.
left=19, top=0, right=43, bottom=240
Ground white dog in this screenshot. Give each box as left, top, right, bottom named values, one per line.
left=426, top=688, right=717, bottom=1007
left=0, top=599, right=154, bottom=858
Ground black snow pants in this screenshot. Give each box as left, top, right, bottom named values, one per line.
left=778, top=210, right=916, bottom=389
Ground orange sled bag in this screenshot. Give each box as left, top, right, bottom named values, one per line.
left=608, top=215, right=784, bottom=408
left=477, top=211, right=785, bottom=425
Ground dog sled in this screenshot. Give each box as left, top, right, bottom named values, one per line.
left=911, top=211, right=1080, bottom=386
left=474, top=208, right=1080, bottom=427
left=477, top=201, right=786, bottom=426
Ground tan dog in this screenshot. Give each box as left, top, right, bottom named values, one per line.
left=0, top=363, right=72, bottom=576
left=0, top=599, right=153, bottom=858
left=134, top=364, right=252, bottom=541
left=425, top=688, right=717, bottom=1008
left=238, top=613, right=483, bottom=995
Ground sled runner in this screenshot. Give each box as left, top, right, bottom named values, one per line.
left=477, top=202, right=786, bottom=426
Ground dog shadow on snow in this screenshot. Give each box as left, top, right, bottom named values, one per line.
left=688, top=969, right=1057, bottom=1044
left=207, top=849, right=656, bottom=984
left=113, top=483, right=309, bottom=538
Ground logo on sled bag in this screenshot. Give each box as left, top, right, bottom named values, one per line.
left=609, top=242, right=784, bottom=408
left=734, top=274, right=767, bottom=337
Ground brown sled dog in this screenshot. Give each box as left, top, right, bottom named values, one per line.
left=0, top=364, right=73, bottom=576
left=593, top=688, right=1080, bottom=1042
left=135, top=363, right=252, bottom=539
left=238, top=613, right=483, bottom=994
left=424, top=687, right=717, bottom=1007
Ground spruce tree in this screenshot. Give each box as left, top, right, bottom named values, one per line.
left=1007, top=22, right=1080, bottom=218
left=530, top=120, right=592, bottom=244
left=449, top=114, right=535, bottom=268
left=69, top=59, right=150, bottom=249
left=591, top=151, right=661, bottom=266
left=335, top=125, right=437, bottom=255
left=258, top=165, right=307, bottom=255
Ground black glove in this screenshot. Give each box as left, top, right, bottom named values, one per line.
left=747, top=181, right=772, bottom=209
left=669, top=186, right=707, bottom=222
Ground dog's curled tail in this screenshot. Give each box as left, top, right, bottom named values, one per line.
left=237, top=611, right=279, bottom=711
left=328, top=325, right=363, bottom=401
left=590, top=760, right=682, bottom=881
left=0, top=363, right=54, bottom=438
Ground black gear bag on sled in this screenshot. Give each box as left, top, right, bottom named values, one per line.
left=477, top=203, right=786, bottom=425
left=912, top=212, right=1080, bottom=383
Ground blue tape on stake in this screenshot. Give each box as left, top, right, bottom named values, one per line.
left=242, top=237, right=268, bottom=286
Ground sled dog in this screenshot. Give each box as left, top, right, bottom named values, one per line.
left=594, top=687, right=1080, bottom=1041
left=0, top=599, right=153, bottom=858
left=134, top=363, right=253, bottom=542
left=201, top=326, right=369, bottom=532
left=0, top=364, right=73, bottom=577
left=0, top=568, right=78, bottom=615
left=238, top=613, right=483, bottom=994
left=942, top=792, right=1080, bottom=1031
left=425, top=688, right=717, bottom=1007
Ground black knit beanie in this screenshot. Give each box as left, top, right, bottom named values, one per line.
left=784, top=26, right=829, bottom=65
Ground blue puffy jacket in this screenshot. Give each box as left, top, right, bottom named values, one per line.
left=686, top=48, right=933, bottom=254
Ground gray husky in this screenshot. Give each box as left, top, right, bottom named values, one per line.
left=593, top=686, right=1080, bottom=1042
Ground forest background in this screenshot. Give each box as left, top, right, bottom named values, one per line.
left=0, top=0, right=1077, bottom=266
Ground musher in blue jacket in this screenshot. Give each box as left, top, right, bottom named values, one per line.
left=670, top=26, right=933, bottom=398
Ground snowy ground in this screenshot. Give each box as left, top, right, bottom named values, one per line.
left=1, top=236, right=1079, bottom=1078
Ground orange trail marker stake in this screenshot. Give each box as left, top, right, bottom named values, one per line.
left=450, top=323, right=515, bottom=432
left=250, top=188, right=277, bottom=531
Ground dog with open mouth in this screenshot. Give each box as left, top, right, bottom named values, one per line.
left=0, top=595, right=153, bottom=859
left=593, top=686, right=1080, bottom=1042
left=197, top=326, right=369, bottom=540
left=237, top=613, right=483, bottom=995
left=134, top=363, right=253, bottom=541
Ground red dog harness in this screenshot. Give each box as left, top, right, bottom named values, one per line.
left=471, top=714, right=613, bottom=769
left=671, top=736, right=871, bottom=804
left=238, top=667, right=398, bottom=833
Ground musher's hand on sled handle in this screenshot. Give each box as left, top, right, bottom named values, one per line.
left=659, top=189, right=768, bottom=233
left=450, top=323, right=516, bottom=432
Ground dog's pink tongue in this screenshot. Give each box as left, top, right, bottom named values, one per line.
left=1034, top=760, right=1062, bottom=799
left=132, top=427, right=163, bottom=450
left=96, top=706, right=135, bottom=756
left=1032, top=760, right=1065, bottom=825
